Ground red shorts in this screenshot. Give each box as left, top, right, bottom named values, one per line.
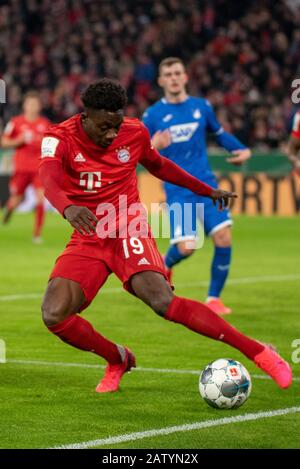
left=50, top=230, right=168, bottom=311
left=10, top=171, right=43, bottom=196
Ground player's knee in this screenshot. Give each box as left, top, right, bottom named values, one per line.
left=41, top=286, right=73, bottom=327
left=177, top=241, right=196, bottom=257
left=41, top=278, right=85, bottom=327
left=41, top=299, right=69, bottom=327
left=150, top=289, right=174, bottom=317
left=213, top=227, right=231, bottom=247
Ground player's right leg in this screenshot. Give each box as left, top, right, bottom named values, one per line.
left=165, top=240, right=196, bottom=283
left=109, top=232, right=291, bottom=390
left=130, top=271, right=292, bottom=389
left=32, top=182, right=45, bottom=243
left=2, top=194, right=23, bottom=224
left=42, top=251, right=135, bottom=393
left=2, top=172, right=29, bottom=224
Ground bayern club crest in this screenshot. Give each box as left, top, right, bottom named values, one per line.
left=117, top=147, right=130, bottom=163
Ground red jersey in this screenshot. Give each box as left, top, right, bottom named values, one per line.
left=4, top=115, right=50, bottom=172
left=39, top=114, right=213, bottom=233
left=40, top=114, right=151, bottom=214
left=291, top=110, right=300, bottom=140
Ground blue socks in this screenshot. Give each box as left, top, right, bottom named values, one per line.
left=208, top=246, right=232, bottom=298
left=165, top=245, right=231, bottom=299
left=165, top=244, right=189, bottom=269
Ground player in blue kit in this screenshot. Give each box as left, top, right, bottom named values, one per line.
left=143, top=57, right=251, bottom=315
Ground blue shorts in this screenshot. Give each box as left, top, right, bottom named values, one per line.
left=166, top=177, right=232, bottom=244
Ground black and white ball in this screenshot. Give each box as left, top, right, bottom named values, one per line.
left=199, top=359, right=252, bottom=409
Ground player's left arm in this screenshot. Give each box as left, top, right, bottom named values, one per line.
left=139, top=124, right=237, bottom=210
left=205, top=100, right=251, bottom=165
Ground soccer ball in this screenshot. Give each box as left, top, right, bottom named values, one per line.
left=199, top=358, right=252, bottom=409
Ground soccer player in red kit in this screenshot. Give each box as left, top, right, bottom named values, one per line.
left=40, top=79, right=292, bottom=393
left=1, top=91, right=50, bottom=242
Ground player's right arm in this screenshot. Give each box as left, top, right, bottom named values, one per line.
left=1, top=119, right=25, bottom=148
left=139, top=124, right=237, bottom=210
left=39, top=135, right=98, bottom=235
left=287, top=112, right=300, bottom=175
left=142, top=107, right=172, bottom=151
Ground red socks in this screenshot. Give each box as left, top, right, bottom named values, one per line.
left=47, top=297, right=264, bottom=365
left=48, top=315, right=123, bottom=364
left=34, top=203, right=45, bottom=237
left=165, top=296, right=264, bottom=360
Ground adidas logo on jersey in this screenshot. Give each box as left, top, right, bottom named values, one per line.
left=138, top=257, right=150, bottom=266
left=74, top=153, right=86, bottom=162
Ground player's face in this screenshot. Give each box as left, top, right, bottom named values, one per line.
left=23, top=97, right=41, bottom=116
left=158, top=63, right=188, bottom=96
left=82, top=109, right=124, bottom=148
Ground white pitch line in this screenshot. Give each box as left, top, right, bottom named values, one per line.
left=52, top=406, right=300, bottom=449
left=1, top=273, right=300, bottom=302
left=6, top=359, right=300, bottom=382
left=0, top=293, right=42, bottom=301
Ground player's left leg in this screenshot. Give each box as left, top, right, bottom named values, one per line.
left=32, top=174, right=45, bottom=243
left=207, top=225, right=232, bottom=314
left=130, top=271, right=292, bottom=389
left=199, top=191, right=233, bottom=314
left=43, top=246, right=137, bottom=393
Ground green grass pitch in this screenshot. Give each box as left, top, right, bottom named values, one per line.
left=0, top=212, right=300, bottom=449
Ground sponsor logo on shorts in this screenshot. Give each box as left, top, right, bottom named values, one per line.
left=138, top=257, right=150, bottom=266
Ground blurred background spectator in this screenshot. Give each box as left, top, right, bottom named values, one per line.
left=0, top=0, right=299, bottom=149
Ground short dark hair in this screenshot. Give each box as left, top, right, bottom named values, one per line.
left=23, top=90, right=41, bottom=102
left=159, top=57, right=185, bottom=74
left=81, top=79, right=127, bottom=112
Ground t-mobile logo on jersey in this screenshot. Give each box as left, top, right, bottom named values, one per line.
left=79, top=172, right=101, bottom=192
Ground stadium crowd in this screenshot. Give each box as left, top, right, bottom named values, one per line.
left=0, top=0, right=299, bottom=149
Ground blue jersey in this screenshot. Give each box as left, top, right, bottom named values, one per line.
left=143, top=96, right=246, bottom=198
